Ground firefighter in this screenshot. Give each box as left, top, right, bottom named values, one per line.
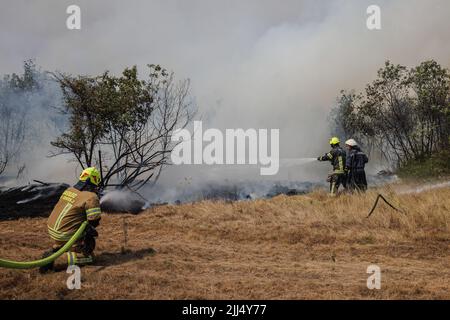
left=317, top=137, right=347, bottom=195
left=345, top=139, right=368, bottom=192
left=39, top=167, right=102, bottom=273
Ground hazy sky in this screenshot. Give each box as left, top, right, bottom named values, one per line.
left=1, top=0, right=449, bottom=185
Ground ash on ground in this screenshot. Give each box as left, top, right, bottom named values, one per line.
left=0, top=183, right=69, bottom=220
left=0, top=172, right=398, bottom=219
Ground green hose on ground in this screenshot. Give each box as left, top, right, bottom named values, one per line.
left=0, top=221, right=87, bottom=269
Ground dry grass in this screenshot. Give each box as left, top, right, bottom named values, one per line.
left=0, top=184, right=449, bottom=300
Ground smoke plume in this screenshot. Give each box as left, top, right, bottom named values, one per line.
left=1, top=0, right=449, bottom=200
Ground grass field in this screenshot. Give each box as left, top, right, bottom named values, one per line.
left=0, top=183, right=449, bottom=299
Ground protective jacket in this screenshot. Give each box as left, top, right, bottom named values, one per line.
left=319, top=146, right=346, bottom=174
left=47, top=187, right=101, bottom=242
left=346, top=147, right=369, bottom=191
left=346, top=147, right=368, bottom=172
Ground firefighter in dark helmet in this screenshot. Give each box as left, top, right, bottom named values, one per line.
left=317, top=137, right=347, bottom=196
left=39, top=167, right=102, bottom=273
left=345, top=138, right=368, bottom=192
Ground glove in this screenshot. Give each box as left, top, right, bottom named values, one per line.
left=85, top=224, right=99, bottom=238
left=88, top=218, right=100, bottom=229
left=317, top=156, right=321, bottom=161
left=81, top=224, right=98, bottom=256
left=81, top=235, right=96, bottom=255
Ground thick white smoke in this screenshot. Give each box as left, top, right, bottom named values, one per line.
left=0, top=71, right=74, bottom=186
left=0, top=0, right=449, bottom=199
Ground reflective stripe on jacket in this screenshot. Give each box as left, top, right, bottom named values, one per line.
left=319, top=146, right=346, bottom=174
left=47, top=187, right=101, bottom=241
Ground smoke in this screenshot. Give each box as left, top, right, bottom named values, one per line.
left=100, top=190, right=148, bottom=213
left=1, top=0, right=449, bottom=197
left=397, top=181, right=450, bottom=195
left=0, top=70, right=72, bottom=186
left=280, top=158, right=317, bottom=167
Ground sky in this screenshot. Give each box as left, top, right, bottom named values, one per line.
left=1, top=0, right=449, bottom=189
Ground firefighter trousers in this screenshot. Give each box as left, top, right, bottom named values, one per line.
left=328, top=173, right=346, bottom=195
left=53, top=235, right=96, bottom=267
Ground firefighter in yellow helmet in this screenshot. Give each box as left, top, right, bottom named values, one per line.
left=39, top=167, right=102, bottom=273
left=317, top=137, right=347, bottom=196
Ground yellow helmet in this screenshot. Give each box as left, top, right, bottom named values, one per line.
left=79, top=167, right=101, bottom=186
left=329, top=137, right=340, bottom=145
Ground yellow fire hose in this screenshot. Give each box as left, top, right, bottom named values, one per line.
left=0, top=221, right=87, bottom=269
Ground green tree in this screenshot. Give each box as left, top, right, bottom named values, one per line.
left=0, top=60, right=38, bottom=177
left=408, top=60, right=450, bottom=152
left=330, top=90, right=364, bottom=142
left=330, top=60, right=450, bottom=168
left=51, top=65, right=195, bottom=190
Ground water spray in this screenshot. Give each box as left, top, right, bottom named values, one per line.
left=397, top=181, right=450, bottom=195
left=279, top=158, right=317, bottom=167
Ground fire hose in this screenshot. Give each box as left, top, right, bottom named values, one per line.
left=366, top=194, right=405, bottom=218
left=0, top=221, right=87, bottom=269
left=0, top=193, right=403, bottom=269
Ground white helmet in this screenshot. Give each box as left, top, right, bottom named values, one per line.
left=345, top=138, right=358, bottom=147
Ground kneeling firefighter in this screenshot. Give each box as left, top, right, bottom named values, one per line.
left=317, top=137, right=347, bottom=195
left=345, top=139, right=368, bottom=192
left=39, top=167, right=102, bottom=273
